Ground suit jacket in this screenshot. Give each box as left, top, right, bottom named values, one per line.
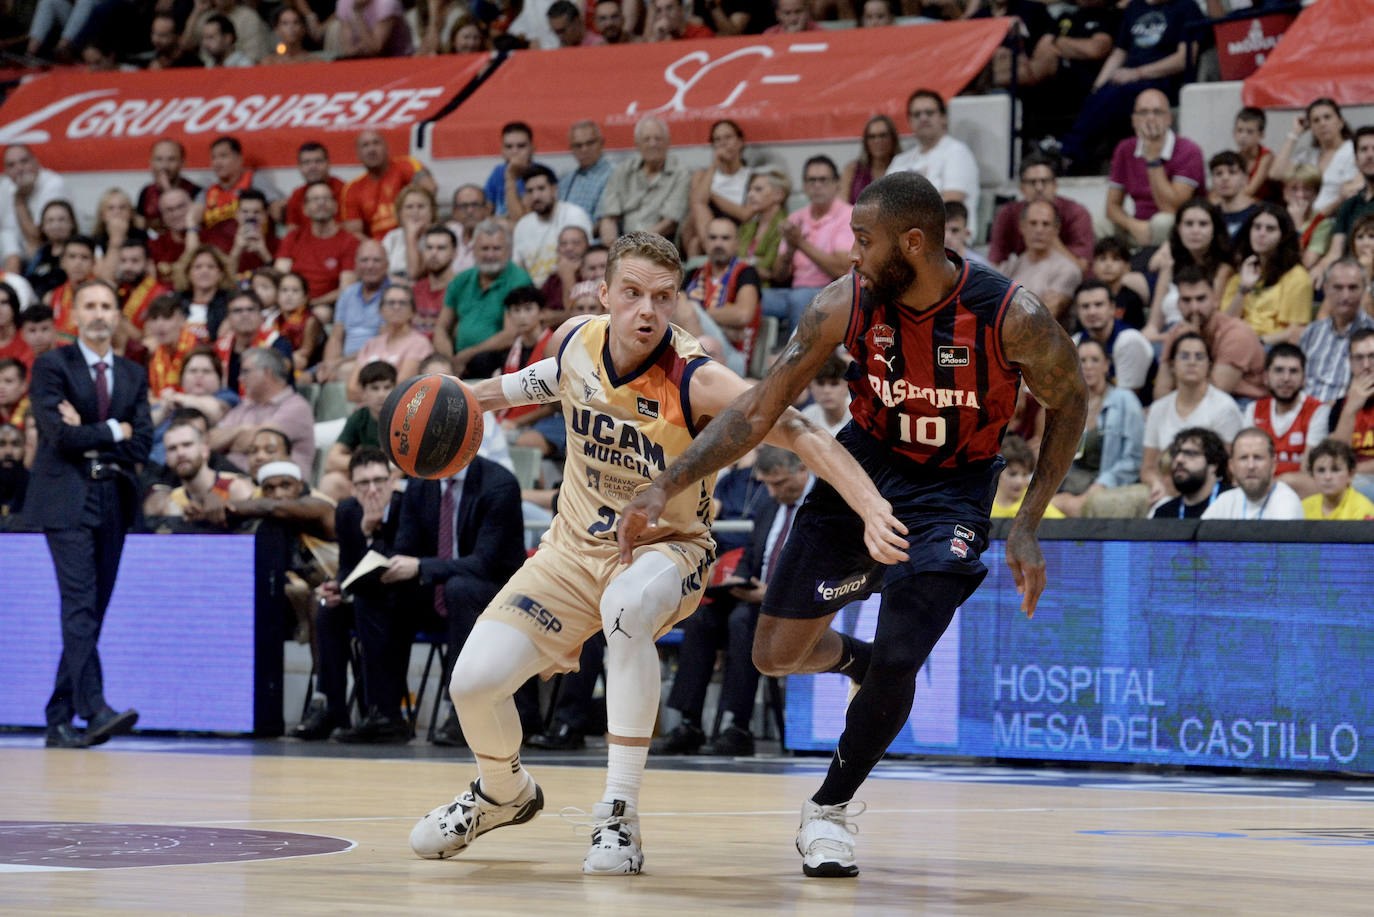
left=25, top=343, right=153, bottom=530
left=394, top=456, right=525, bottom=587
left=335, top=491, right=404, bottom=583
left=737, top=497, right=780, bottom=587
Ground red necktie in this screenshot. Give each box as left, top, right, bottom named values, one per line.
left=93, top=361, right=110, bottom=422
left=434, top=479, right=455, bottom=618
left=764, top=503, right=796, bottom=583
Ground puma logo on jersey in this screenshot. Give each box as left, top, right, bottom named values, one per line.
left=875, top=353, right=898, bottom=373
left=937, top=346, right=970, bottom=367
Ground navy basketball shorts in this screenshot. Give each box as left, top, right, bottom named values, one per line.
left=763, top=435, right=1004, bottom=621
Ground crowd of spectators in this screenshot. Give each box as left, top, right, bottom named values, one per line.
left=1, top=0, right=1372, bottom=751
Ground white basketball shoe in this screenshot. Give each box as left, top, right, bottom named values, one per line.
left=796, top=798, right=865, bottom=877
left=581, top=799, right=644, bottom=875
left=409, top=778, right=544, bottom=860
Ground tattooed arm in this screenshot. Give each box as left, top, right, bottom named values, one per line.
left=683, top=359, right=910, bottom=566
left=617, top=276, right=856, bottom=560
left=1000, top=286, right=1089, bottom=618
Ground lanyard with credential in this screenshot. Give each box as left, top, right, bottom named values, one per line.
left=1242, top=486, right=1274, bottom=521
left=1179, top=482, right=1222, bottom=519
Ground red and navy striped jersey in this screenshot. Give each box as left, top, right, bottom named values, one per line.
left=842, top=253, right=1022, bottom=469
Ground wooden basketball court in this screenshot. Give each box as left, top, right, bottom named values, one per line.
left=2, top=740, right=1371, bottom=914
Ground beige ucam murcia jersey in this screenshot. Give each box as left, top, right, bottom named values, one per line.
left=555, top=315, right=717, bottom=555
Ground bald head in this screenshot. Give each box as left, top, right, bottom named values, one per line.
left=356, top=130, right=388, bottom=170
left=1133, top=90, right=1171, bottom=127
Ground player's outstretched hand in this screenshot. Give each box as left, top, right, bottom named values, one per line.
left=617, top=485, right=667, bottom=564
left=857, top=496, right=909, bottom=565
left=1005, top=524, right=1045, bottom=618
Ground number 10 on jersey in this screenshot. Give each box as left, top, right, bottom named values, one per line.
left=897, top=414, right=947, bottom=446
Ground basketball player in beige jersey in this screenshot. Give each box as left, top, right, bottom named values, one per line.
left=409, top=232, right=909, bottom=875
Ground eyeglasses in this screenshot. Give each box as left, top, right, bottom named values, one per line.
left=1174, top=352, right=1209, bottom=363
left=1022, top=177, right=1054, bottom=187
left=804, top=175, right=836, bottom=185
left=1351, top=353, right=1374, bottom=365
left=352, top=476, right=390, bottom=489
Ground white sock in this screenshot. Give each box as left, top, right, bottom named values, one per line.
left=602, top=742, right=648, bottom=810
left=477, top=754, right=531, bottom=805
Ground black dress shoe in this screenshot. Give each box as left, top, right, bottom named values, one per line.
left=290, top=701, right=340, bottom=741
left=703, top=725, right=755, bottom=757
left=526, top=721, right=585, bottom=750
left=431, top=712, right=466, bottom=747
left=45, top=723, right=87, bottom=748
left=650, top=721, right=705, bottom=755
left=85, top=707, right=139, bottom=747
left=333, top=708, right=411, bottom=744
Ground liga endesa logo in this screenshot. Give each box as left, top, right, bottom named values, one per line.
left=0, top=87, right=446, bottom=145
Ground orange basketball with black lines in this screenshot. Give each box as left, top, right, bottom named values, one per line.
left=379, top=374, right=484, bottom=479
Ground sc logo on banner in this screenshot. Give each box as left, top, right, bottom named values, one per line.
left=625, top=42, right=828, bottom=116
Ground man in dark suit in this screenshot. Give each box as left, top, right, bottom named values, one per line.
left=26, top=280, right=153, bottom=748
left=654, top=446, right=812, bottom=757
left=305, top=447, right=409, bottom=743
left=382, top=454, right=530, bottom=745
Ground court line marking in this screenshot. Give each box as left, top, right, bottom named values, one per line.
left=93, top=801, right=1374, bottom=828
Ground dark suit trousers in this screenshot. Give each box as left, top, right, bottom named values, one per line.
left=315, top=600, right=355, bottom=725
left=353, top=582, right=424, bottom=720
left=549, top=633, right=605, bottom=732
left=44, top=479, right=126, bottom=726
left=667, top=598, right=762, bottom=729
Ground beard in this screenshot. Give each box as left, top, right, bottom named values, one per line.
left=1172, top=467, right=1208, bottom=498
left=1240, top=477, right=1272, bottom=502
left=868, top=248, right=917, bottom=303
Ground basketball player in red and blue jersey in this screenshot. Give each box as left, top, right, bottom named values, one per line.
left=620, top=172, right=1086, bottom=877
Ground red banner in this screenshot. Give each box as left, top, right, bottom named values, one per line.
left=1214, top=13, right=1296, bottom=83
left=0, top=55, right=487, bottom=172
left=1243, top=0, right=1374, bottom=108
left=427, top=19, right=1011, bottom=157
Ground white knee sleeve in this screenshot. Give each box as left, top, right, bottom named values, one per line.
left=448, top=620, right=547, bottom=757
left=600, top=551, right=682, bottom=739
left=599, top=551, right=682, bottom=641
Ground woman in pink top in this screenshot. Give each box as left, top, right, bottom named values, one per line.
left=345, top=285, right=432, bottom=401
left=333, top=0, right=413, bottom=58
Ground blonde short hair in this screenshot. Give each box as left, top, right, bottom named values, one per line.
left=606, top=232, right=682, bottom=287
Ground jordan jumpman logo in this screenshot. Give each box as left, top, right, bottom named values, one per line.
left=609, top=610, right=631, bottom=639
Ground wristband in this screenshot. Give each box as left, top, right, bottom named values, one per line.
left=500, top=357, right=560, bottom=407
left=1146, top=159, right=1163, bottom=168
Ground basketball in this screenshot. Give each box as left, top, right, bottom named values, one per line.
left=379, top=373, right=484, bottom=479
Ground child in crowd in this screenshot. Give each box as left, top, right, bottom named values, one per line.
left=800, top=353, right=851, bottom=437
left=1208, top=151, right=1259, bottom=241
left=1302, top=438, right=1374, bottom=520
left=1233, top=106, right=1276, bottom=201
left=319, top=360, right=397, bottom=501
left=1090, top=238, right=1148, bottom=329
left=0, top=358, right=28, bottom=427
left=991, top=434, right=1066, bottom=519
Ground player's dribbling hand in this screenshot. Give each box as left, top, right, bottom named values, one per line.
left=858, top=497, right=909, bottom=565
left=1005, top=524, right=1045, bottom=619
left=617, top=485, right=667, bottom=565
